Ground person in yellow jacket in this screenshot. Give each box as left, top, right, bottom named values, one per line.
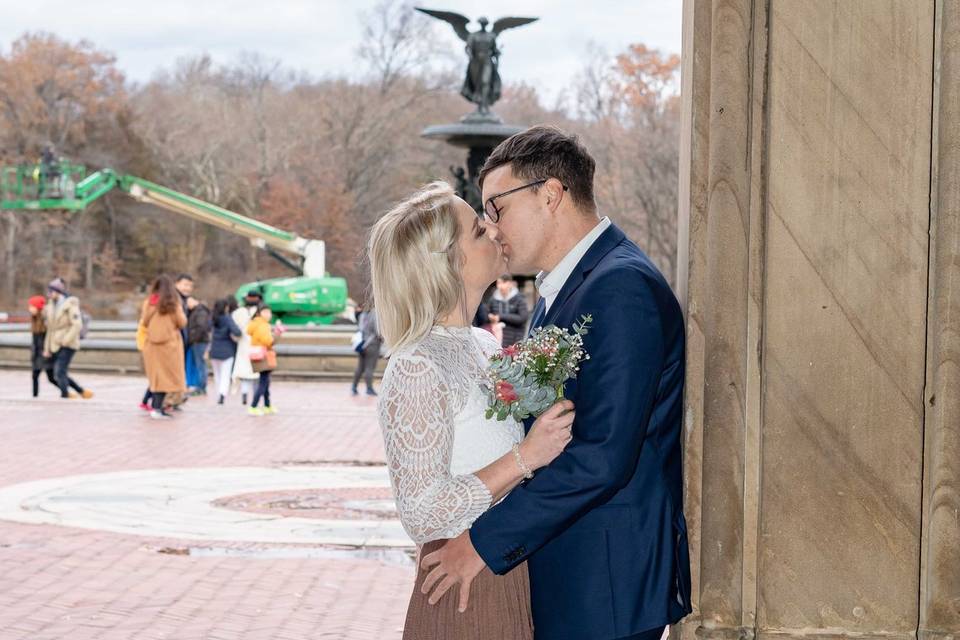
left=246, top=305, right=283, bottom=416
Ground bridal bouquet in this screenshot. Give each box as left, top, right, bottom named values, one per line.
left=483, top=314, right=593, bottom=422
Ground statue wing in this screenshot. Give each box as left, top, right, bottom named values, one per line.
left=492, top=17, right=539, bottom=35
left=414, top=7, right=471, bottom=42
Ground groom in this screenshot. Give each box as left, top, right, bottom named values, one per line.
left=421, top=125, right=691, bottom=640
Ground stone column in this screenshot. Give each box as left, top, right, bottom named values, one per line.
left=677, top=1, right=957, bottom=638
left=920, top=1, right=960, bottom=638
left=677, top=0, right=770, bottom=636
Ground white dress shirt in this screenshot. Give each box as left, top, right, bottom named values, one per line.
left=535, top=216, right=611, bottom=313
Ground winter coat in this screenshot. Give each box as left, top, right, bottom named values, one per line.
left=487, top=288, right=530, bottom=347
left=247, top=316, right=276, bottom=373
left=231, top=306, right=259, bottom=382
left=187, top=304, right=212, bottom=345
left=358, top=309, right=383, bottom=354
left=472, top=300, right=491, bottom=329
left=30, top=315, right=49, bottom=370
left=209, top=314, right=242, bottom=360
left=140, top=298, right=187, bottom=393
left=43, top=296, right=83, bottom=354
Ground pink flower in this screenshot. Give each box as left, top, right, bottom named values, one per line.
left=495, top=381, right=519, bottom=404
left=501, top=345, right=520, bottom=358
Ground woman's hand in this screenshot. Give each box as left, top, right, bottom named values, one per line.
left=518, top=399, right=575, bottom=470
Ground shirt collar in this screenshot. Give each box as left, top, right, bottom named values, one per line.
left=535, top=217, right=611, bottom=310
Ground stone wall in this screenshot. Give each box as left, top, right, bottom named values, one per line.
left=676, top=1, right=959, bottom=638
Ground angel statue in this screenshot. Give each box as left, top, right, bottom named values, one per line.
left=416, top=8, right=538, bottom=115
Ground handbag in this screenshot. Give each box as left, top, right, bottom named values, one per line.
left=252, top=349, right=277, bottom=373
left=249, top=345, right=267, bottom=361
left=351, top=330, right=364, bottom=353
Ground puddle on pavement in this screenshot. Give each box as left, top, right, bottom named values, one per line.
left=154, top=545, right=415, bottom=566
left=273, top=460, right=386, bottom=467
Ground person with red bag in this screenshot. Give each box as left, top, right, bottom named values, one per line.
left=246, top=305, right=283, bottom=417
left=27, top=295, right=61, bottom=397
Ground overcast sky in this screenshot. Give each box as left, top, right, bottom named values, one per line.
left=1, top=1, right=681, bottom=105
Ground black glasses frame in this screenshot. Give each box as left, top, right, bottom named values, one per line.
left=483, top=179, right=568, bottom=223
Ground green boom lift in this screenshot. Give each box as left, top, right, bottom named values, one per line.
left=1, top=162, right=348, bottom=325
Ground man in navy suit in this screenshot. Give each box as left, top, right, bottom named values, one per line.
left=421, top=125, right=691, bottom=640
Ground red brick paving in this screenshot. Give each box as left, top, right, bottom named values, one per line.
left=0, top=371, right=412, bottom=640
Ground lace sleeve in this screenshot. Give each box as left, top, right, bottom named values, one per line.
left=378, top=349, right=493, bottom=544
left=472, top=326, right=505, bottom=358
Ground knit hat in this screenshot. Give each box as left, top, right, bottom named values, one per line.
left=47, top=277, right=68, bottom=295
left=28, top=295, right=45, bottom=311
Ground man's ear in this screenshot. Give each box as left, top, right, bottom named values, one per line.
left=543, top=178, right=565, bottom=212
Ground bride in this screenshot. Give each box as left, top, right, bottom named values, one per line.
left=369, top=181, right=575, bottom=640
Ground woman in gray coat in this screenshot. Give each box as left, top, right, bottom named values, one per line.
left=351, top=305, right=382, bottom=396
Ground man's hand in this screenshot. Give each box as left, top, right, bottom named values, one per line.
left=488, top=313, right=500, bottom=324
left=420, top=530, right=486, bottom=612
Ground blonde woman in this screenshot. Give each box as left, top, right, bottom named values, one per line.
left=370, top=181, right=575, bottom=640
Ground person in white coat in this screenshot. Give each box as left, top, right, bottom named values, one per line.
left=231, top=291, right=262, bottom=405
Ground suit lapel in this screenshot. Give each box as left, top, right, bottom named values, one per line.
left=529, top=298, right=547, bottom=333
left=542, top=224, right=626, bottom=326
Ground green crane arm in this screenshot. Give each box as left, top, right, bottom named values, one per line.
left=72, top=169, right=327, bottom=277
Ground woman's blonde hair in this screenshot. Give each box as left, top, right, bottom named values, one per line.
left=368, top=181, right=465, bottom=352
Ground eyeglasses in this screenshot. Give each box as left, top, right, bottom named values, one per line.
left=482, top=179, right=568, bottom=223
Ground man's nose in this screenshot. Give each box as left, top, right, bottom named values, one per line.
left=485, top=222, right=501, bottom=241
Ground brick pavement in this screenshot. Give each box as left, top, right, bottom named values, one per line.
left=0, top=371, right=413, bottom=640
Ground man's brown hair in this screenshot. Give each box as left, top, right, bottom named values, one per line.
left=478, top=125, right=597, bottom=212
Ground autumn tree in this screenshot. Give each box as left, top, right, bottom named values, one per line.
left=0, top=12, right=684, bottom=314
left=574, top=43, right=681, bottom=285
left=0, top=32, right=128, bottom=302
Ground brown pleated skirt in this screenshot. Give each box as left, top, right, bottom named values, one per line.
left=403, top=539, right=534, bottom=640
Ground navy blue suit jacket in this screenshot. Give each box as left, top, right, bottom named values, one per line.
left=470, top=224, right=692, bottom=640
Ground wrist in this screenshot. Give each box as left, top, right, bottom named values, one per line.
left=514, top=442, right=536, bottom=477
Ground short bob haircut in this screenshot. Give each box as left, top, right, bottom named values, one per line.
left=368, top=181, right=465, bottom=352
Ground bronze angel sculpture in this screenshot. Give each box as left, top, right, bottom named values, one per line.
left=416, top=8, right=538, bottom=114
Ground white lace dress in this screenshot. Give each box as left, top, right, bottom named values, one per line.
left=378, top=325, right=525, bottom=545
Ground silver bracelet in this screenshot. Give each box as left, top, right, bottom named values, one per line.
left=512, top=443, right=534, bottom=480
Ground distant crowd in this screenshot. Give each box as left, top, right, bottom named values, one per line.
left=24, top=272, right=530, bottom=414
left=137, top=274, right=284, bottom=419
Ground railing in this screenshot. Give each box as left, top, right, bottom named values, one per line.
left=0, top=162, right=89, bottom=210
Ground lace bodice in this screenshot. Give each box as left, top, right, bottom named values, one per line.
left=378, top=326, right=525, bottom=544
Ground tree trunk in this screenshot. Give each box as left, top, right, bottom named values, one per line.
left=85, top=237, right=94, bottom=289
left=3, top=212, right=17, bottom=302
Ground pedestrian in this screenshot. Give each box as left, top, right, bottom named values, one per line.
left=487, top=275, right=530, bottom=347
left=472, top=296, right=491, bottom=330
left=43, top=278, right=93, bottom=400
left=27, top=295, right=59, bottom=397
left=140, top=275, right=187, bottom=420
left=231, top=290, right=262, bottom=405
left=136, top=314, right=153, bottom=411
left=351, top=305, right=382, bottom=397
left=186, top=296, right=212, bottom=396
left=246, top=304, right=280, bottom=416
left=209, top=296, right=242, bottom=405
left=174, top=274, right=198, bottom=392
